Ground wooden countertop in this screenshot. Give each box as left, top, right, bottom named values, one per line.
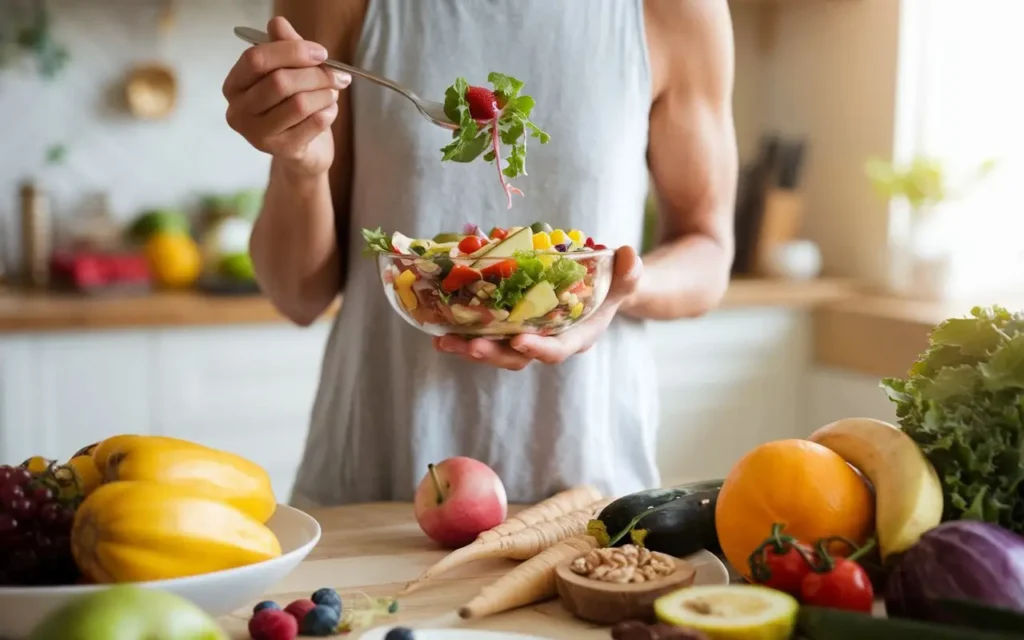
left=0, top=278, right=854, bottom=334
left=216, top=503, right=611, bottom=639
left=814, top=293, right=1024, bottom=379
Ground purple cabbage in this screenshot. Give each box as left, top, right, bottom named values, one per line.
left=885, top=520, right=1024, bottom=624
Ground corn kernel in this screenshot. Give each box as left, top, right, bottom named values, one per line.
left=550, top=229, right=570, bottom=246
left=570, top=302, right=584, bottom=319
left=532, top=231, right=553, bottom=250
left=397, top=286, right=418, bottom=310
left=568, top=229, right=586, bottom=246
left=396, top=269, right=417, bottom=287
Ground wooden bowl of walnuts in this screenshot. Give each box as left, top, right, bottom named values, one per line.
left=555, top=544, right=697, bottom=625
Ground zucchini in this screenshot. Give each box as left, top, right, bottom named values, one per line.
left=595, top=480, right=723, bottom=558
left=796, top=606, right=1024, bottom=640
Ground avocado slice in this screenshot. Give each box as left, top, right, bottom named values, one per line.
left=470, top=226, right=533, bottom=268
left=508, top=280, right=559, bottom=322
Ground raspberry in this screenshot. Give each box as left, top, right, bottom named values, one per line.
left=247, top=609, right=297, bottom=640
left=283, top=598, right=316, bottom=622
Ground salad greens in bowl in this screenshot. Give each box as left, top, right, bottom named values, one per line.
left=363, top=223, right=614, bottom=338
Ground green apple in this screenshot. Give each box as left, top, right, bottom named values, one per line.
left=29, top=586, right=227, bottom=640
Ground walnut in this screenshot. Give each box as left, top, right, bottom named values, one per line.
left=569, top=544, right=675, bottom=584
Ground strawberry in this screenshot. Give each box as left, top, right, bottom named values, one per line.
left=465, top=86, right=499, bottom=120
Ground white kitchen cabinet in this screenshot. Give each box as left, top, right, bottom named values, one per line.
left=0, top=323, right=330, bottom=502
left=804, top=366, right=898, bottom=433
left=650, top=307, right=810, bottom=486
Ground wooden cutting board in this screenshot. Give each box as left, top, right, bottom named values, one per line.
left=217, top=503, right=610, bottom=639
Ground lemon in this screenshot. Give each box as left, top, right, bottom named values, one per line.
left=144, top=232, right=202, bottom=288
left=654, top=585, right=798, bottom=640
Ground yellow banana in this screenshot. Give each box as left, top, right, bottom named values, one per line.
left=808, top=417, right=944, bottom=561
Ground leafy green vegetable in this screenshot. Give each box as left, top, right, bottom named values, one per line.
left=490, top=251, right=585, bottom=311
left=361, top=227, right=393, bottom=255
left=881, top=305, right=1024, bottom=532
left=439, top=73, right=550, bottom=208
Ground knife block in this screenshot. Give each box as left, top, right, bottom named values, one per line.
left=752, top=188, right=805, bottom=276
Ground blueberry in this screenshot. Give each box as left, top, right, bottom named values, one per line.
left=310, top=587, right=342, bottom=615
left=384, top=627, right=416, bottom=640
left=299, top=604, right=340, bottom=636
left=252, top=600, right=279, bottom=614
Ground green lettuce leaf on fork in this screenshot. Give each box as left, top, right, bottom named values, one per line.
left=881, top=305, right=1024, bottom=533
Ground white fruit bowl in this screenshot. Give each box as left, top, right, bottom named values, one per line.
left=0, top=503, right=321, bottom=639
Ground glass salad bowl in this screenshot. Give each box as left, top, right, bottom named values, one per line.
left=369, top=224, right=615, bottom=339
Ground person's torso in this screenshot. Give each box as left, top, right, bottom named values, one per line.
left=294, top=0, right=661, bottom=506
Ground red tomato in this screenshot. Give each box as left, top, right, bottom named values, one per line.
left=441, top=264, right=482, bottom=293
left=458, top=236, right=484, bottom=254
left=481, top=258, right=517, bottom=279
left=489, top=227, right=508, bottom=240
left=750, top=542, right=816, bottom=597
left=800, top=558, right=874, bottom=613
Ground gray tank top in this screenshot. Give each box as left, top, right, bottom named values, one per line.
left=292, top=0, right=659, bottom=506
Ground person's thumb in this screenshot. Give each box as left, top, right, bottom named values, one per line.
left=267, top=16, right=302, bottom=42
left=608, top=245, right=643, bottom=302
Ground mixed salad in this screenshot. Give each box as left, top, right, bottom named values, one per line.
left=439, top=73, right=550, bottom=210
left=362, top=223, right=611, bottom=336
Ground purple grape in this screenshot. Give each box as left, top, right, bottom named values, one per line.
left=554, top=243, right=568, bottom=252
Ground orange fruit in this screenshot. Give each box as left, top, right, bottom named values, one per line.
left=715, top=439, right=874, bottom=579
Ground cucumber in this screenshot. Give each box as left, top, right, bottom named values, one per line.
left=934, top=599, right=1024, bottom=634
left=595, top=480, right=723, bottom=558
left=796, top=606, right=1024, bottom=640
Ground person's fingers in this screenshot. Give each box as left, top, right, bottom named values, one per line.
left=269, top=103, right=339, bottom=158
left=260, top=88, right=339, bottom=136
left=240, top=66, right=348, bottom=115
left=222, top=39, right=328, bottom=98
left=267, top=15, right=301, bottom=41
left=435, top=335, right=531, bottom=371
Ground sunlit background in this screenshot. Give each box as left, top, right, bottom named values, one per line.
left=0, top=0, right=1021, bottom=499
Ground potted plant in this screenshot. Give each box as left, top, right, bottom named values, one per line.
left=865, top=155, right=994, bottom=300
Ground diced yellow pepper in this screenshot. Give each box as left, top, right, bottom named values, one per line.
left=550, top=229, right=570, bottom=246
left=397, top=286, right=418, bottom=310
left=396, top=269, right=417, bottom=288
left=568, top=229, right=586, bottom=246
left=570, top=302, right=584, bottom=319
left=532, top=231, right=553, bottom=250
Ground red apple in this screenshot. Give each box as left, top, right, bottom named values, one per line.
left=413, top=456, right=508, bottom=548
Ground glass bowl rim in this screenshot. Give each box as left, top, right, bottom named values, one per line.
left=376, top=248, right=616, bottom=260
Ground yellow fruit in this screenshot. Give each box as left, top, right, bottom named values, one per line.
left=93, top=434, right=277, bottom=523
left=532, top=231, right=552, bottom=250
left=21, top=455, right=55, bottom=476
left=715, top=439, right=875, bottom=579
left=808, top=417, right=943, bottom=561
left=654, top=585, right=798, bottom=640
left=144, top=232, right=202, bottom=288
left=568, top=229, right=586, bottom=246
left=549, top=229, right=570, bottom=246
left=65, top=455, right=103, bottom=497
left=71, top=481, right=281, bottom=583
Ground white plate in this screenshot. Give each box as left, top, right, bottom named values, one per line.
left=358, top=549, right=730, bottom=640
left=0, top=504, right=321, bottom=639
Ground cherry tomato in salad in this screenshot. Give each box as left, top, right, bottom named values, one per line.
left=748, top=524, right=817, bottom=598
left=458, top=236, right=484, bottom=254
left=441, top=264, right=482, bottom=293
left=800, top=557, right=874, bottom=613
left=489, top=227, right=508, bottom=240
left=481, top=258, right=517, bottom=279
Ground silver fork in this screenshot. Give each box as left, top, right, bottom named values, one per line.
left=233, top=26, right=456, bottom=130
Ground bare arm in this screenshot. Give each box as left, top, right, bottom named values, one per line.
left=247, top=1, right=366, bottom=326
left=624, top=0, right=738, bottom=321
